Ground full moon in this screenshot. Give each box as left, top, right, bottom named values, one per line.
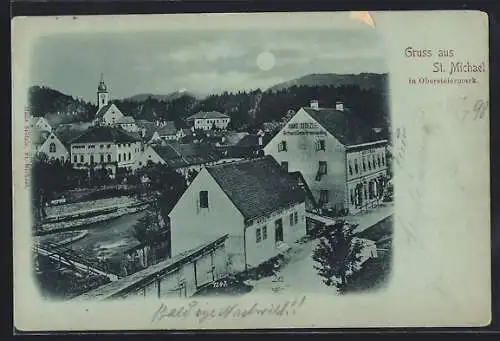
left=256, top=51, right=276, bottom=71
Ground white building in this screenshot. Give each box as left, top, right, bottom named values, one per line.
left=264, top=100, right=388, bottom=214
left=187, top=111, right=230, bottom=131
left=70, top=125, right=143, bottom=176
left=93, top=75, right=138, bottom=133
left=37, top=131, right=70, bottom=163
left=28, top=116, right=53, bottom=133
left=169, top=156, right=307, bottom=273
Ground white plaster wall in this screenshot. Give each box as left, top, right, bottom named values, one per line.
left=169, top=168, right=245, bottom=257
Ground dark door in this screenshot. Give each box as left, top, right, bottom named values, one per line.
left=275, top=218, right=283, bottom=243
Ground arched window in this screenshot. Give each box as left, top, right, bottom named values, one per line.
left=128, top=152, right=131, bottom=160
left=123, top=153, right=126, bottom=161
left=49, top=143, right=56, bottom=153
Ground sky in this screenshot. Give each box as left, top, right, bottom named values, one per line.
left=30, top=28, right=387, bottom=103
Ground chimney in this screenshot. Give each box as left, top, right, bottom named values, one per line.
left=310, top=100, right=319, bottom=110
left=336, top=100, right=344, bottom=112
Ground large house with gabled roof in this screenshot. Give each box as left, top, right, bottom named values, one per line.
left=187, top=111, right=230, bottom=131
left=70, top=125, right=143, bottom=177
left=169, top=156, right=306, bottom=273
left=264, top=100, right=389, bottom=214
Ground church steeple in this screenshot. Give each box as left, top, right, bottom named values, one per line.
left=97, top=73, right=109, bottom=109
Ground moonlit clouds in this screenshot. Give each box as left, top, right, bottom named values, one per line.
left=30, top=28, right=386, bottom=101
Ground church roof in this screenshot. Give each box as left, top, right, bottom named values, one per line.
left=206, top=156, right=305, bottom=221
left=95, top=103, right=113, bottom=119
left=302, top=107, right=384, bottom=146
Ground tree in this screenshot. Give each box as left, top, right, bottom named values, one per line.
left=312, top=222, right=364, bottom=294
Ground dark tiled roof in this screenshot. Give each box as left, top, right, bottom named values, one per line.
left=235, top=134, right=271, bottom=148
left=135, top=120, right=158, bottom=140
left=302, top=107, right=383, bottom=146
left=153, top=142, right=220, bottom=169
left=157, top=121, right=177, bottom=136
left=70, top=126, right=142, bottom=144
left=187, top=111, right=229, bottom=121
left=206, top=156, right=305, bottom=221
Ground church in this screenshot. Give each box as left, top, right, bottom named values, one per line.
left=92, top=75, right=139, bottom=133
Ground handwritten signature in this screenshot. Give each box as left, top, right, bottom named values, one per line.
left=150, top=296, right=307, bottom=324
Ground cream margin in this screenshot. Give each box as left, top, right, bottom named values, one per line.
left=12, top=11, right=491, bottom=331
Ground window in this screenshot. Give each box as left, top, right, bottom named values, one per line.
left=107, top=154, right=111, bottom=162
left=315, top=139, right=325, bottom=151
left=368, top=159, right=372, bottom=170
left=199, top=191, right=208, bottom=208
left=128, top=143, right=131, bottom=147
left=316, top=161, right=327, bottom=181
left=100, top=144, right=104, bottom=149
left=293, top=212, right=298, bottom=225
left=90, top=155, right=94, bottom=164
left=123, top=153, right=126, bottom=161
left=354, top=160, right=359, bottom=174
left=80, top=155, right=84, bottom=163
left=73, top=155, right=77, bottom=163
left=350, top=189, right=355, bottom=205
left=100, top=154, right=104, bottom=163
left=262, top=226, right=267, bottom=240
left=381, top=155, right=385, bottom=166
left=281, top=161, right=288, bottom=172
left=348, top=161, right=353, bottom=175
left=107, top=144, right=111, bottom=149
left=49, top=143, right=56, bottom=153
left=118, top=154, right=121, bottom=162
left=289, top=213, right=294, bottom=226
left=275, top=219, right=284, bottom=243
left=256, top=228, right=262, bottom=243
left=319, top=190, right=329, bottom=205
left=278, top=140, right=287, bottom=152
left=362, top=158, right=367, bottom=172
left=377, top=155, right=381, bottom=167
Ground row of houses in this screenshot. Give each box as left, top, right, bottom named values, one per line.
left=28, top=77, right=246, bottom=179
left=77, top=96, right=390, bottom=300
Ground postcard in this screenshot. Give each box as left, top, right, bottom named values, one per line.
left=12, top=11, right=490, bottom=331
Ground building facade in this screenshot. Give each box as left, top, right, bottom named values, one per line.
left=70, top=126, right=143, bottom=176
left=187, top=111, right=231, bottom=131
left=37, top=132, right=70, bottom=163
left=169, top=156, right=306, bottom=273
left=264, top=100, right=388, bottom=214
